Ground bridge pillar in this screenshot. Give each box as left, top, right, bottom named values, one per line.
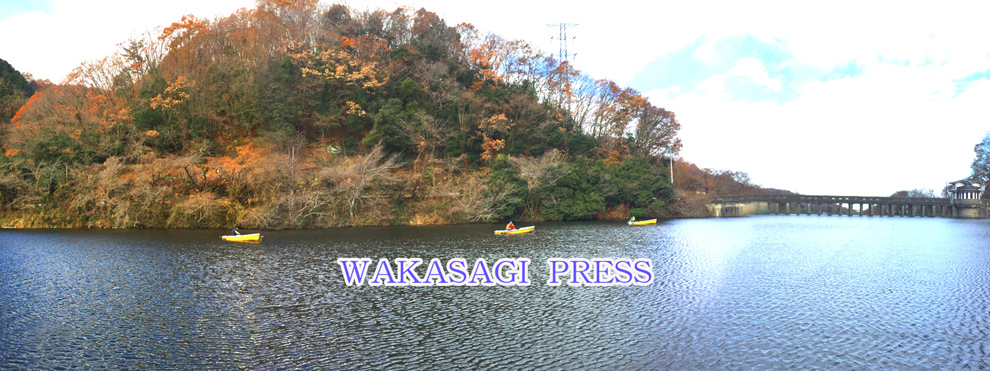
left=785, top=202, right=790, bottom=215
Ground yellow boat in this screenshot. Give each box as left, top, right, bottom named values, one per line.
left=221, top=233, right=263, bottom=242
left=494, top=226, right=535, bottom=235
left=627, top=219, right=657, bottom=226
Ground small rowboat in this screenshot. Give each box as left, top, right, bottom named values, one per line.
left=221, top=233, right=263, bottom=242
left=495, top=226, right=535, bottom=235
left=627, top=219, right=657, bottom=226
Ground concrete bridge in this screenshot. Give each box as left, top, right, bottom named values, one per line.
left=710, top=194, right=988, bottom=218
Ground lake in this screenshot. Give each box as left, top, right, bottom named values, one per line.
left=2, top=216, right=989, bottom=369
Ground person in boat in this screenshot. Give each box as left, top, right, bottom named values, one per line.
left=231, top=227, right=241, bottom=235
left=506, top=221, right=515, bottom=230
left=630, top=216, right=636, bottom=222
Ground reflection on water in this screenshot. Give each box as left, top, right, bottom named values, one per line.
left=2, top=217, right=989, bottom=369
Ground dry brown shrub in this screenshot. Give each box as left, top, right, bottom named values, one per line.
left=166, top=193, right=227, bottom=228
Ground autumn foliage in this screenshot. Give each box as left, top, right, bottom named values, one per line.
left=0, top=2, right=689, bottom=228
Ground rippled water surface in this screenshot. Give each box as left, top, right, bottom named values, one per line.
left=2, top=216, right=990, bottom=369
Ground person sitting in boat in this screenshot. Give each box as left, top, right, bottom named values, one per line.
left=231, top=227, right=241, bottom=235
left=506, top=221, right=515, bottom=230
left=630, top=216, right=636, bottom=222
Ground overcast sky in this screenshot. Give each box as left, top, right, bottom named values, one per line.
left=2, top=0, right=989, bottom=196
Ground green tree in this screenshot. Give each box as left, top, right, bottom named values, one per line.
left=972, top=132, right=990, bottom=186
left=486, top=154, right=528, bottom=220
left=0, top=58, right=34, bottom=124
left=363, top=99, right=413, bottom=155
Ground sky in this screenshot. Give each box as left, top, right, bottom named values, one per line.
left=2, top=0, right=989, bottom=196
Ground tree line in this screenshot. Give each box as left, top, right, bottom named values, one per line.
left=0, top=0, right=768, bottom=228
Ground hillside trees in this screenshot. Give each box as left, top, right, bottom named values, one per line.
left=0, top=58, right=34, bottom=125
left=0, top=1, right=685, bottom=227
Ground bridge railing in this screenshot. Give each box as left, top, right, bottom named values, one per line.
left=712, top=194, right=953, bottom=205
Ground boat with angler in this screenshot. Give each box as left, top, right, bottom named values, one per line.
left=628, top=219, right=657, bottom=226
left=495, top=226, right=535, bottom=235
left=222, top=233, right=263, bottom=242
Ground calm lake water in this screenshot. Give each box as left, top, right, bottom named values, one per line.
left=2, top=216, right=989, bottom=369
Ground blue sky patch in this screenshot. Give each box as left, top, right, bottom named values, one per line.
left=952, top=69, right=990, bottom=97
left=824, top=60, right=864, bottom=80
left=0, top=0, right=53, bottom=21
left=630, top=34, right=821, bottom=105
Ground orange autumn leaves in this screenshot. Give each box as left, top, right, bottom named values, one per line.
left=479, top=114, right=512, bottom=160
left=149, top=76, right=194, bottom=111
left=8, top=85, right=132, bottom=157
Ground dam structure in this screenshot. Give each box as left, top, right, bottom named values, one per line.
left=710, top=180, right=987, bottom=218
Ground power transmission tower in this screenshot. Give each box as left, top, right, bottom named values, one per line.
left=547, top=23, right=578, bottom=108
left=547, top=23, right=579, bottom=63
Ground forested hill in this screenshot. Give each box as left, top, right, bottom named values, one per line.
left=0, top=0, right=693, bottom=228
left=0, top=58, right=34, bottom=126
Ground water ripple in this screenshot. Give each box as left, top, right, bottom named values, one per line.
left=2, top=218, right=990, bottom=369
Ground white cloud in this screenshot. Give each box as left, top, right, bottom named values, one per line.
left=726, top=57, right=776, bottom=90
left=653, top=57, right=990, bottom=196
left=693, top=43, right=715, bottom=62
left=695, top=74, right=727, bottom=96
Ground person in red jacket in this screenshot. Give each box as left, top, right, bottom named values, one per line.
left=506, top=221, right=515, bottom=230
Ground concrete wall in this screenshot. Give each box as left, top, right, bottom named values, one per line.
left=957, top=207, right=981, bottom=218
left=709, top=202, right=763, bottom=217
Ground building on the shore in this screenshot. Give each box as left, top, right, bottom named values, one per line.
left=946, top=179, right=986, bottom=218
